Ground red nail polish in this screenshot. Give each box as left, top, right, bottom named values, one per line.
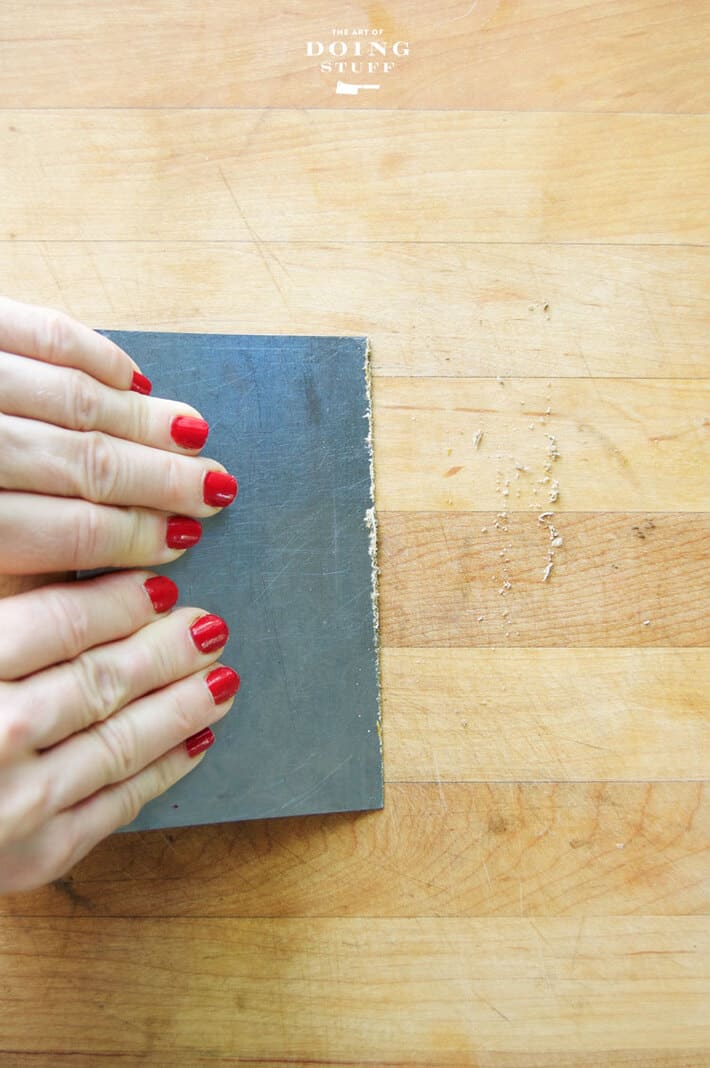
left=131, top=371, right=152, bottom=396
left=185, top=727, right=215, bottom=758
left=171, top=416, right=209, bottom=450
left=144, top=576, right=179, bottom=613
left=203, top=471, right=238, bottom=507
left=166, top=516, right=202, bottom=549
left=190, top=614, right=229, bottom=653
left=205, top=666, right=241, bottom=704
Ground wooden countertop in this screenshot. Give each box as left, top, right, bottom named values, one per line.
left=0, top=2, right=707, bottom=1064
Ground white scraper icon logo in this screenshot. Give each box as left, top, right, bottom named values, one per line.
left=336, top=81, right=381, bottom=95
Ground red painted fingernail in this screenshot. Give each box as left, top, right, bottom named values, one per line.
left=171, top=416, right=209, bottom=450
left=190, top=613, right=229, bottom=653
left=131, top=371, right=152, bottom=396
left=166, top=516, right=202, bottom=549
left=205, top=666, right=241, bottom=704
left=144, top=576, right=179, bottom=613
left=203, top=471, right=238, bottom=507
left=185, top=727, right=215, bottom=758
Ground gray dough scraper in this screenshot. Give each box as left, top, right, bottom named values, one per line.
left=100, top=331, right=383, bottom=832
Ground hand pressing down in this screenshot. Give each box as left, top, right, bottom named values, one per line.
left=0, top=570, right=240, bottom=894
left=0, top=295, right=238, bottom=574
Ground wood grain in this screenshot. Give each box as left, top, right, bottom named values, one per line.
left=374, top=378, right=710, bottom=511
left=2, top=1057, right=707, bottom=1068
left=382, top=648, right=710, bottom=782
left=1, top=783, right=706, bottom=920
left=2, top=242, right=708, bottom=378
left=1, top=111, right=708, bottom=243
left=0, top=917, right=707, bottom=1060
left=1, top=0, right=708, bottom=1063
left=379, top=512, right=710, bottom=646
left=0, top=1, right=707, bottom=112
left=2, top=1056, right=709, bottom=1068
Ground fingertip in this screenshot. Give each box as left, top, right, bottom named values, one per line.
left=203, top=470, right=238, bottom=508
left=143, top=575, right=179, bottom=614
left=165, top=516, right=202, bottom=551
left=170, top=415, right=209, bottom=451
left=185, top=726, right=216, bottom=758
left=205, top=665, right=241, bottom=705
left=130, top=371, right=153, bottom=396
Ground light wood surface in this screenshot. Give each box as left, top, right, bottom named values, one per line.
left=0, top=2, right=708, bottom=1065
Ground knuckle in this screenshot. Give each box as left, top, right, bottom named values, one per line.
left=39, top=309, right=74, bottom=364
left=93, top=715, right=136, bottom=783
left=118, top=778, right=145, bottom=826
left=72, top=653, right=127, bottom=728
left=42, top=587, right=91, bottom=659
left=14, top=775, right=56, bottom=838
left=170, top=685, right=203, bottom=736
left=71, top=504, right=106, bottom=566
left=66, top=371, right=100, bottom=431
left=131, top=396, right=153, bottom=442
left=122, top=510, right=152, bottom=564
left=163, top=452, right=187, bottom=505
left=0, top=694, right=33, bottom=758
left=82, top=431, right=120, bottom=502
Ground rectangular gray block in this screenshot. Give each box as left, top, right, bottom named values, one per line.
left=100, top=331, right=383, bottom=831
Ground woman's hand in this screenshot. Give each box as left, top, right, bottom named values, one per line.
left=0, top=569, right=240, bottom=894
left=0, top=296, right=238, bottom=574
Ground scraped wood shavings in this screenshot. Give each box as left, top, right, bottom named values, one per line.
left=538, top=512, right=563, bottom=584
left=363, top=340, right=382, bottom=755
left=473, top=429, right=483, bottom=449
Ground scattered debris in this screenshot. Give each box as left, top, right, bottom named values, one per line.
left=473, top=429, right=484, bottom=449
left=538, top=512, right=564, bottom=584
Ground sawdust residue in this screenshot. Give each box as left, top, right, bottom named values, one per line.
left=363, top=338, right=383, bottom=756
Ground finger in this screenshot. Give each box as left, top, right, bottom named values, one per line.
left=17, top=606, right=230, bottom=751
left=0, top=296, right=141, bottom=390
left=75, top=738, right=215, bottom=843
left=0, top=742, right=212, bottom=894
left=40, top=664, right=240, bottom=817
left=0, top=573, right=70, bottom=601
left=0, top=414, right=238, bottom=515
left=0, top=569, right=178, bottom=681
left=0, top=493, right=201, bottom=574
left=0, top=349, right=215, bottom=455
